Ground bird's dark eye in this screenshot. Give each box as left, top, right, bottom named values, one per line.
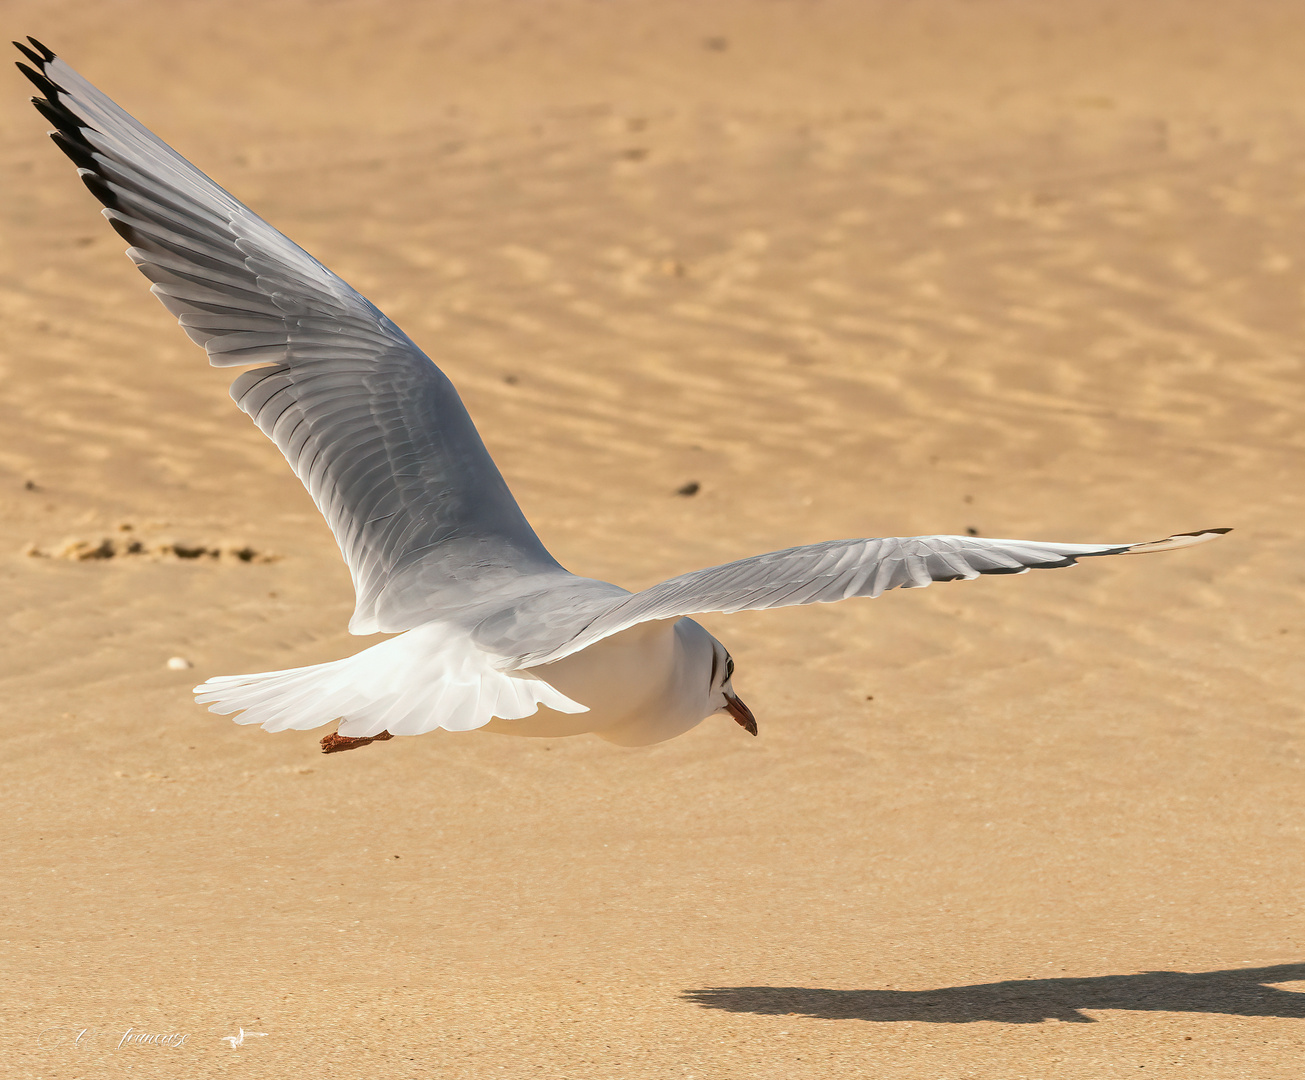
left=725, top=656, right=734, bottom=680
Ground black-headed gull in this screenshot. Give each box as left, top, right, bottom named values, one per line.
left=16, top=39, right=1229, bottom=750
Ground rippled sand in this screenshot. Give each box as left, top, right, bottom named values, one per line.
left=2, top=2, right=1302, bottom=1077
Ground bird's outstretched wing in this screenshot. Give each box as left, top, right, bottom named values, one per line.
left=15, top=38, right=565, bottom=634
left=490, top=530, right=1230, bottom=667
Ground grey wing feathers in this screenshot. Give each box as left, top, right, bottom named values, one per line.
left=501, top=530, right=1230, bottom=668
left=17, top=39, right=560, bottom=633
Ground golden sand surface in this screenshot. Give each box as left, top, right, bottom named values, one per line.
left=2, top=2, right=1302, bottom=1076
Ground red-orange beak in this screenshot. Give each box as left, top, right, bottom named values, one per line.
left=724, top=692, right=757, bottom=736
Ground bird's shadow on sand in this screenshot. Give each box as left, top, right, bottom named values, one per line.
left=684, top=964, right=1305, bottom=1024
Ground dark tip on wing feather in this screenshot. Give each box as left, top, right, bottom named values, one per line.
left=15, top=42, right=85, bottom=153
left=13, top=40, right=44, bottom=67
left=16, top=45, right=106, bottom=193
left=26, top=37, right=56, bottom=62
left=50, top=129, right=96, bottom=170
left=78, top=169, right=121, bottom=212
left=15, top=60, right=57, bottom=99
left=13, top=35, right=121, bottom=226
left=32, top=97, right=91, bottom=148
left=103, top=209, right=138, bottom=243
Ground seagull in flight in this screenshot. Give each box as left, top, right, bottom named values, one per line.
left=15, top=39, right=1229, bottom=750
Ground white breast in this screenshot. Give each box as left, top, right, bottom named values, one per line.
left=484, top=617, right=717, bottom=745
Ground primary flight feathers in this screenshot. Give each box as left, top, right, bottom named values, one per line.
left=16, top=37, right=1228, bottom=681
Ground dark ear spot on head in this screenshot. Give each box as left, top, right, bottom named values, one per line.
left=725, top=655, right=734, bottom=680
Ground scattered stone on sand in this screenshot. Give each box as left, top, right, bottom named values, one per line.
left=23, top=536, right=279, bottom=563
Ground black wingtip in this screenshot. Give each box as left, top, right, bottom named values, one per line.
left=32, top=94, right=76, bottom=133
left=26, top=36, right=55, bottom=62
left=13, top=40, right=43, bottom=67
left=78, top=168, right=119, bottom=211
left=15, top=59, right=57, bottom=100
left=50, top=128, right=96, bottom=170
left=1174, top=527, right=1233, bottom=538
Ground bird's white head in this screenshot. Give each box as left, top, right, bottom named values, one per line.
left=707, top=636, right=756, bottom=736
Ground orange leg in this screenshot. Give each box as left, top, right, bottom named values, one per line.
left=320, top=730, right=394, bottom=754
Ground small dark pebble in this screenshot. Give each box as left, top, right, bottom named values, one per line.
left=24, top=479, right=37, bottom=491
left=503, top=374, right=519, bottom=385
left=704, top=36, right=729, bottom=51
left=966, top=526, right=979, bottom=536
left=676, top=481, right=701, bottom=497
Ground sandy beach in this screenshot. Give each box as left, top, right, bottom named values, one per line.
left=2, top=1, right=1302, bottom=1076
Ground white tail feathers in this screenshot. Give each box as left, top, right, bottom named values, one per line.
left=194, top=621, right=587, bottom=738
